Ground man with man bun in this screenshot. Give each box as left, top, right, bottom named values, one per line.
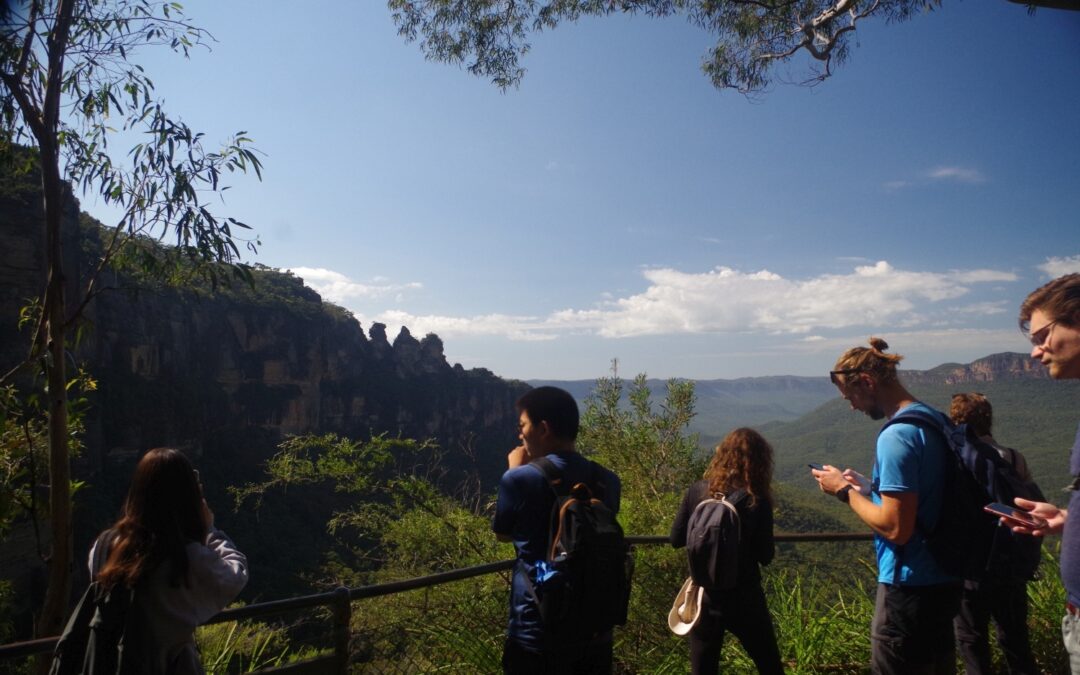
left=813, top=337, right=960, bottom=674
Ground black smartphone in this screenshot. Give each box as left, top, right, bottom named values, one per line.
left=807, top=463, right=825, bottom=471
left=983, top=502, right=1048, bottom=529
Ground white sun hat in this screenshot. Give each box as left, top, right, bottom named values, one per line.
left=667, top=576, right=704, bottom=636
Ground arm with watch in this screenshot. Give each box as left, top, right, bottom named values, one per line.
left=813, top=465, right=918, bottom=545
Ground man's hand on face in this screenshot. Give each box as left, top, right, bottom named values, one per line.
left=507, top=445, right=533, bottom=469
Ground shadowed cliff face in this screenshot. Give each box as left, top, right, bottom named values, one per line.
left=1, top=169, right=529, bottom=600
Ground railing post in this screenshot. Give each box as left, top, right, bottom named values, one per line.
left=332, top=586, right=351, bottom=675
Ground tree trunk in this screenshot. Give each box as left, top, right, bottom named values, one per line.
left=33, top=135, right=72, bottom=650
left=33, top=0, right=78, bottom=658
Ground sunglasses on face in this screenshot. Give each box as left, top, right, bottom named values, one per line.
left=1027, top=320, right=1059, bottom=348
left=829, top=369, right=862, bottom=386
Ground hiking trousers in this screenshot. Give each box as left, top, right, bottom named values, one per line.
left=688, top=583, right=783, bottom=675
left=954, top=578, right=1037, bottom=675
left=502, top=633, right=613, bottom=674
left=871, top=581, right=961, bottom=675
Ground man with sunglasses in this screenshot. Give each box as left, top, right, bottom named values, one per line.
left=1010, top=273, right=1080, bottom=673
left=814, top=337, right=959, bottom=674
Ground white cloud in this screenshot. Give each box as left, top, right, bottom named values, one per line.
left=342, top=260, right=1018, bottom=342
left=1039, top=255, right=1080, bottom=278
left=883, top=180, right=910, bottom=190
left=288, top=267, right=422, bottom=302
left=926, top=166, right=986, bottom=183
left=549, top=261, right=1016, bottom=338
left=948, top=301, right=1009, bottom=316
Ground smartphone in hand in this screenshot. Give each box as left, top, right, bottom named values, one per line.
left=808, top=463, right=825, bottom=471
left=983, top=502, right=1048, bottom=529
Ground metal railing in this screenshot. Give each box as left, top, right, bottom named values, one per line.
left=0, top=532, right=874, bottom=673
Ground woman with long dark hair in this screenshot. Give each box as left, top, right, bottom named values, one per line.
left=90, top=448, right=248, bottom=673
left=670, top=428, right=783, bottom=675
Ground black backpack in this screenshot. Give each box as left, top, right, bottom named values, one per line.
left=883, top=409, right=1045, bottom=582
left=527, top=456, right=632, bottom=639
left=685, top=489, right=747, bottom=591
left=49, top=532, right=144, bottom=675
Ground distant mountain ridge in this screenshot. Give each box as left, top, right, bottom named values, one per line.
left=532, top=352, right=1050, bottom=447
left=902, top=352, right=1048, bottom=385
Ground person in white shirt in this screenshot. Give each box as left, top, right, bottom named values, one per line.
left=90, top=447, right=248, bottom=674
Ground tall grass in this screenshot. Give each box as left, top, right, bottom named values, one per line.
left=196, top=610, right=325, bottom=673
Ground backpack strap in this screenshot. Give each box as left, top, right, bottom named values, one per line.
left=882, top=407, right=947, bottom=436
left=91, top=529, right=116, bottom=579
left=532, top=455, right=566, bottom=494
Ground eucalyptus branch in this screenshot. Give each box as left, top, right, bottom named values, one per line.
left=0, top=71, right=47, bottom=140
left=15, top=0, right=43, bottom=81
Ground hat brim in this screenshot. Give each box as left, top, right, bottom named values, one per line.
left=667, top=576, right=704, bottom=636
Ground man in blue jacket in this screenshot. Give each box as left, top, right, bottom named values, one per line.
left=492, top=386, right=621, bottom=674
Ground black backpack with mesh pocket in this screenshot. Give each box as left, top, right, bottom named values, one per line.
left=526, top=456, right=632, bottom=639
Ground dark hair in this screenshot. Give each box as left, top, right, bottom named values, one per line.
left=950, top=392, right=993, bottom=437
left=833, top=336, right=904, bottom=386
left=515, top=386, right=579, bottom=442
left=705, top=428, right=773, bottom=507
left=96, top=448, right=208, bottom=590
left=1019, top=273, right=1080, bottom=332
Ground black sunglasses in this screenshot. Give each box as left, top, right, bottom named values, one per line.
left=1026, top=319, right=1059, bottom=348
left=829, top=369, right=862, bottom=386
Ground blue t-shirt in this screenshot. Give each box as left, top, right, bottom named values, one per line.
left=872, top=402, right=956, bottom=586
left=491, top=451, right=621, bottom=652
left=1061, top=422, right=1080, bottom=606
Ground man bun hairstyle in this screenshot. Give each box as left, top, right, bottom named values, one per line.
left=833, top=336, right=904, bottom=385
left=516, top=386, right=580, bottom=442
left=949, top=392, right=993, bottom=437
left=1019, top=273, right=1080, bottom=332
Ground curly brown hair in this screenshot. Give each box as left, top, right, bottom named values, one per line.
left=705, top=427, right=773, bottom=506
left=832, top=336, right=904, bottom=386
left=949, top=392, right=993, bottom=437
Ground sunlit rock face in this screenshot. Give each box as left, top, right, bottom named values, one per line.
left=901, top=353, right=1049, bottom=386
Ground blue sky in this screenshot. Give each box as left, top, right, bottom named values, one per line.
left=81, top=1, right=1080, bottom=380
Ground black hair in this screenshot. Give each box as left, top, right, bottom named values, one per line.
left=515, top=386, right=579, bottom=442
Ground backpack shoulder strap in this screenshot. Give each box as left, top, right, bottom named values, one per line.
left=1006, top=446, right=1019, bottom=469
left=532, top=456, right=568, bottom=496
left=725, top=487, right=749, bottom=505
left=90, top=529, right=116, bottom=578
left=882, top=408, right=947, bottom=437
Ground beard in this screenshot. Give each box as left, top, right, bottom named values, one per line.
left=866, top=406, right=886, bottom=421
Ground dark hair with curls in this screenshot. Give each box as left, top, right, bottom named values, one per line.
left=705, top=428, right=773, bottom=507
left=833, top=337, right=904, bottom=386
left=96, top=448, right=208, bottom=591
left=1019, top=273, right=1080, bottom=332
left=949, top=392, right=993, bottom=437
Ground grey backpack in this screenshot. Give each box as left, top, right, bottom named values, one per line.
left=686, top=489, right=746, bottom=590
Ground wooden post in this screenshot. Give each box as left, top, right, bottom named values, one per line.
left=331, top=586, right=351, bottom=674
